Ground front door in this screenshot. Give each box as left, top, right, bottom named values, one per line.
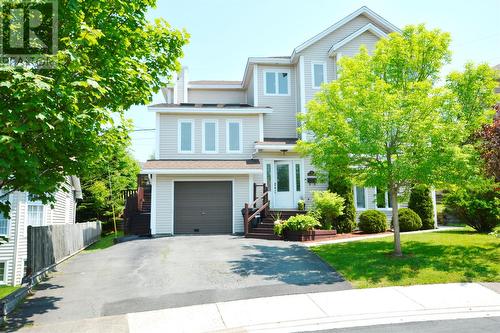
left=273, top=161, right=294, bottom=209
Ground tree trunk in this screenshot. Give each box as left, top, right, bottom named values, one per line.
left=390, top=186, right=402, bottom=256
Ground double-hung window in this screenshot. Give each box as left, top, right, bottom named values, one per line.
left=376, top=187, right=392, bottom=209
left=0, top=191, right=8, bottom=237
left=355, top=187, right=366, bottom=209
left=27, top=195, right=44, bottom=227
left=226, top=120, right=242, bottom=153
left=0, top=262, right=5, bottom=284
left=178, top=120, right=194, bottom=153
left=312, top=62, right=327, bottom=89
left=264, top=71, right=289, bottom=95
left=202, top=120, right=218, bottom=153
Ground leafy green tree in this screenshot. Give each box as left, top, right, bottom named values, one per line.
left=76, top=119, right=140, bottom=227
left=298, top=25, right=497, bottom=256
left=328, top=177, right=356, bottom=233
left=0, top=0, right=188, bottom=216
left=408, top=185, right=435, bottom=230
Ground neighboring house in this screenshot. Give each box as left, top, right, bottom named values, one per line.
left=0, top=176, right=82, bottom=285
left=140, top=6, right=435, bottom=237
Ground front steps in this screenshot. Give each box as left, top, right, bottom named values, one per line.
left=245, top=210, right=306, bottom=240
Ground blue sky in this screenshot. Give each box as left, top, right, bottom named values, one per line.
left=128, top=0, right=500, bottom=162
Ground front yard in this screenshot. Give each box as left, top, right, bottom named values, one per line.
left=311, top=229, right=500, bottom=288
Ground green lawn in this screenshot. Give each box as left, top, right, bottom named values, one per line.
left=311, top=229, right=500, bottom=288
left=0, top=286, right=20, bottom=299
left=84, top=230, right=123, bottom=252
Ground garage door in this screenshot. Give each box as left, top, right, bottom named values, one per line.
left=174, top=181, right=232, bottom=234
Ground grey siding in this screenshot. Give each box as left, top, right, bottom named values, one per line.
left=154, top=175, right=250, bottom=235
left=257, top=65, right=298, bottom=139
left=299, top=14, right=388, bottom=104
left=188, top=89, right=246, bottom=104
left=158, top=113, right=260, bottom=159
left=246, top=75, right=255, bottom=106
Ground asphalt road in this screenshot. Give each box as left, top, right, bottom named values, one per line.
left=311, top=317, right=500, bottom=333
left=6, top=235, right=350, bottom=331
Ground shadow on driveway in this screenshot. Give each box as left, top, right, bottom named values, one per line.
left=231, top=244, right=345, bottom=285
left=3, top=283, right=63, bottom=332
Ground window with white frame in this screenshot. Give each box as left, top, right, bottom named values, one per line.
left=0, top=191, right=8, bottom=237
left=227, top=121, right=242, bottom=153
left=264, top=71, right=289, bottom=95
left=202, top=120, right=218, bottom=153
left=312, top=62, right=327, bottom=89
left=376, top=187, right=392, bottom=209
left=355, top=187, right=366, bottom=209
left=27, top=195, right=44, bottom=227
left=0, top=262, right=5, bottom=283
left=178, top=120, right=194, bottom=153
left=295, top=163, right=301, bottom=192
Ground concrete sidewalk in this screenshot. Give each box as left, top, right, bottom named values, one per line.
left=18, top=283, right=500, bottom=333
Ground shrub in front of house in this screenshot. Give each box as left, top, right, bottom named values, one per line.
left=397, top=208, right=423, bottom=232
left=444, top=184, right=500, bottom=233
left=311, top=190, right=345, bottom=230
left=273, top=214, right=321, bottom=236
left=328, top=177, right=357, bottom=233
left=358, top=210, right=388, bottom=233
left=409, top=184, right=435, bottom=229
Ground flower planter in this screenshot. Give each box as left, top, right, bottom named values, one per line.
left=283, top=229, right=337, bottom=242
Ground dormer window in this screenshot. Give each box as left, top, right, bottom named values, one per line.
left=312, top=62, right=327, bottom=89
left=264, top=71, right=289, bottom=96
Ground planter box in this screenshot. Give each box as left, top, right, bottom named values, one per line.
left=283, top=229, right=337, bottom=241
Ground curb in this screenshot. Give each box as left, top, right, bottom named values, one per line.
left=0, top=287, right=30, bottom=323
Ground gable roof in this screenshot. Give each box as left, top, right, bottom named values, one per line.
left=291, top=6, right=400, bottom=60
left=328, top=23, right=387, bottom=56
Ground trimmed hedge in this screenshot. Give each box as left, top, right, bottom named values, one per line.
left=409, top=185, right=435, bottom=229
left=358, top=210, right=388, bottom=233
left=397, top=208, right=422, bottom=232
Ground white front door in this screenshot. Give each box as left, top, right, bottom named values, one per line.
left=273, top=161, right=294, bottom=209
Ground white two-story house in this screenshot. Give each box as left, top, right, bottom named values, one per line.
left=142, top=7, right=409, bottom=236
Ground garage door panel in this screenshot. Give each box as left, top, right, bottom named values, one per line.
left=174, top=181, right=232, bottom=234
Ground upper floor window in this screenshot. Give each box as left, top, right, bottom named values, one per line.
left=312, top=62, right=327, bottom=89
left=202, top=120, right=218, bottom=153
left=264, top=71, right=289, bottom=95
left=226, top=120, right=242, bottom=153
left=178, top=120, right=194, bottom=153
left=355, top=186, right=366, bottom=209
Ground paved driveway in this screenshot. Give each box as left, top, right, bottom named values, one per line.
left=7, top=235, right=350, bottom=330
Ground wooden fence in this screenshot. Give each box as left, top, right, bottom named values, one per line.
left=27, top=222, right=101, bottom=277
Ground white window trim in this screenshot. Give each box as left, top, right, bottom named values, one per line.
left=177, top=119, right=195, bottom=154
left=0, top=192, right=10, bottom=237
left=226, top=120, right=243, bottom=153
left=0, top=261, right=6, bottom=284
left=354, top=186, right=368, bottom=210
left=311, top=61, right=327, bottom=89
left=375, top=188, right=393, bottom=211
left=202, top=120, right=218, bottom=154
left=263, top=70, right=291, bottom=96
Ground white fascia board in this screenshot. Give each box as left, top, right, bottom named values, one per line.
left=247, top=57, right=292, bottom=64
left=147, top=107, right=273, bottom=114
left=291, top=6, right=400, bottom=61
left=141, top=169, right=263, bottom=175
left=255, top=144, right=297, bottom=151
left=328, top=23, right=387, bottom=56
